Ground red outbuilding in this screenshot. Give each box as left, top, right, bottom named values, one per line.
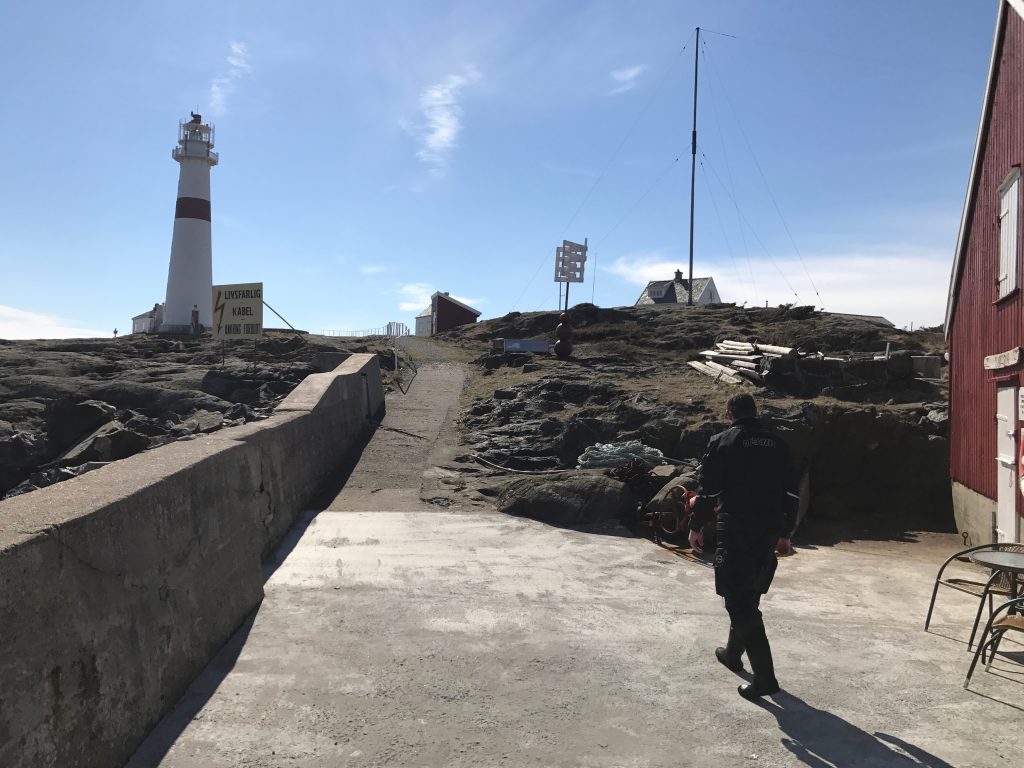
left=414, top=292, right=481, bottom=337
left=946, top=0, right=1024, bottom=545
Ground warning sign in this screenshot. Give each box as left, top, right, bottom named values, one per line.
left=212, top=282, right=263, bottom=340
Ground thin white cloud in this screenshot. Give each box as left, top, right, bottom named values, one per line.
left=0, top=305, right=108, bottom=340
left=209, top=41, right=251, bottom=115
left=607, top=247, right=950, bottom=328
left=607, top=252, right=687, bottom=286
left=409, top=67, right=482, bottom=177
left=360, top=265, right=387, bottom=276
left=609, top=64, right=646, bottom=94
left=398, top=283, right=434, bottom=312
left=397, top=283, right=483, bottom=313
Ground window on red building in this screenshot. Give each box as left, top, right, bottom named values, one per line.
left=998, top=167, right=1020, bottom=299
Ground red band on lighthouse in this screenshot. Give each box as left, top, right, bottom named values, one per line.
left=174, top=197, right=211, bottom=221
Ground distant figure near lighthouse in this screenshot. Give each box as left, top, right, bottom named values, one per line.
left=160, top=113, right=218, bottom=333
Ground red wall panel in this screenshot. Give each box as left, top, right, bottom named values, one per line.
left=435, top=295, right=479, bottom=334
left=950, top=9, right=1024, bottom=498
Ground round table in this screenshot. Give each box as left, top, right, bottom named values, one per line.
left=970, top=549, right=1024, bottom=575
left=970, top=549, right=1024, bottom=611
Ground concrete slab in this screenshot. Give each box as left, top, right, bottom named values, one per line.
left=128, top=362, right=1024, bottom=767
left=128, top=510, right=1024, bottom=768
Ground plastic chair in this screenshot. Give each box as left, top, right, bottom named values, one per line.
left=963, top=596, right=1024, bottom=688
left=924, top=543, right=1023, bottom=649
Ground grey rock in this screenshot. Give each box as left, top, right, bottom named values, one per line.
left=182, top=409, right=225, bottom=434
left=123, top=414, right=168, bottom=437
left=224, top=403, right=256, bottom=422
left=87, top=381, right=229, bottom=416
left=539, top=419, right=563, bottom=437
left=560, top=383, right=589, bottom=403
left=494, top=389, right=518, bottom=400
left=45, top=399, right=117, bottom=448
left=496, top=473, right=634, bottom=526
left=58, top=421, right=151, bottom=466
left=229, top=388, right=261, bottom=405
left=0, top=431, right=46, bottom=465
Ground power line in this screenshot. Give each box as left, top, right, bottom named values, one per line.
left=586, top=153, right=683, bottom=304
left=700, top=151, right=800, bottom=303
left=511, top=32, right=696, bottom=312
left=698, top=156, right=756, bottom=303
left=595, top=156, right=682, bottom=247
left=701, top=42, right=823, bottom=308
left=701, top=28, right=980, bottom=77
left=697, top=40, right=756, bottom=301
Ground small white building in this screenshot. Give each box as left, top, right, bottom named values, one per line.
left=415, top=306, right=433, bottom=337
left=635, top=270, right=721, bottom=306
left=131, top=303, right=164, bottom=334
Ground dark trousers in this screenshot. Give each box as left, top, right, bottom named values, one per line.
left=723, top=590, right=777, bottom=685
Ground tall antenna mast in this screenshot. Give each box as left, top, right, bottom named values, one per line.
left=687, top=26, right=700, bottom=306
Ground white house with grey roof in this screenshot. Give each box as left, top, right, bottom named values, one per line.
left=635, top=269, right=721, bottom=306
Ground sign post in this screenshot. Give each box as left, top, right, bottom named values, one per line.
left=554, top=239, right=587, bottom=311
left=212, top=282, right=264, bottom=341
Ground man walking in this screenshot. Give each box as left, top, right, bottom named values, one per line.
left=688, top=393, right=799, bottom=700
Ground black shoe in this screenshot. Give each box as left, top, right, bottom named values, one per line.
left=738, top=680, right=780, bottom=700
left=715, top=647, right=744, bottom=673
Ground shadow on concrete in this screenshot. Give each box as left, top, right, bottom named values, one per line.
left=965, top=686, right=1024, bottom=713
left=757, top=691, right=954, bottom=767
left=302, top=423, right=378, bottom=511
left=124, top=613, right=257, bottom=768
left=797, top=518, right=954, bottom=548
left=127, top=451, right=368, bottom=766
left=262, top=507, right=320, bottom=581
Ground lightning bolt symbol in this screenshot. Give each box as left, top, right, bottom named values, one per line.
left=214, top=290, right=225, bottom=334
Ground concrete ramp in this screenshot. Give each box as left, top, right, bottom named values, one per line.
left=325, top=363, right=465, bottom=513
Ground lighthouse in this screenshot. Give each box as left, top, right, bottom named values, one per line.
left=160, top=112, right=218, bottom=332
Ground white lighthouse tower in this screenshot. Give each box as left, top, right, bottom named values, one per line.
left=160, top=112, right=218, bottom=332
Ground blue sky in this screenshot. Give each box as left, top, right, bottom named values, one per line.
left=0, top=1, right=997, bottom=338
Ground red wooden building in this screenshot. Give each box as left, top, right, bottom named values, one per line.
left=414, top=292, right=481, bottom=337
left=946, top=0, right=1024, bottom=545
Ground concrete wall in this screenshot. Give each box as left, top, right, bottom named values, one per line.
left=951, top=480, right=997, bottom=547
left=0, top=354, right=384, bottom=768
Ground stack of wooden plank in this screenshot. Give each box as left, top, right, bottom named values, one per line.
left=688, top=339, right=796, bottom=386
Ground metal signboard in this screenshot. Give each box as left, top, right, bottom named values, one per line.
left=212, top=282, right=264, bottom=340
left=554, top=239, right=587, bottom=283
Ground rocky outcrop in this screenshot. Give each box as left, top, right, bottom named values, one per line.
left=0, top=333, right=397, bottom=498
left=462, top=365, right=952, bottom=536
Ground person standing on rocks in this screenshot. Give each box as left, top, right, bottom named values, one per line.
left=687, top=392, right=799, bottom=700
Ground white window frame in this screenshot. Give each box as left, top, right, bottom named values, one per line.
left=997, top=167, right=1020, bottom=300
left=648, top=286, right=666, bottom=299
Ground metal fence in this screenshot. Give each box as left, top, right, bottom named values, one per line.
left=320, top=322, right=411, bottom=338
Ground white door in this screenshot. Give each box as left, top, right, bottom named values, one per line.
left=995, top=386, right=1019, bottom=543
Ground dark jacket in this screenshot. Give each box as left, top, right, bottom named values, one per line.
left=689, top=417, right=799, bottom=595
